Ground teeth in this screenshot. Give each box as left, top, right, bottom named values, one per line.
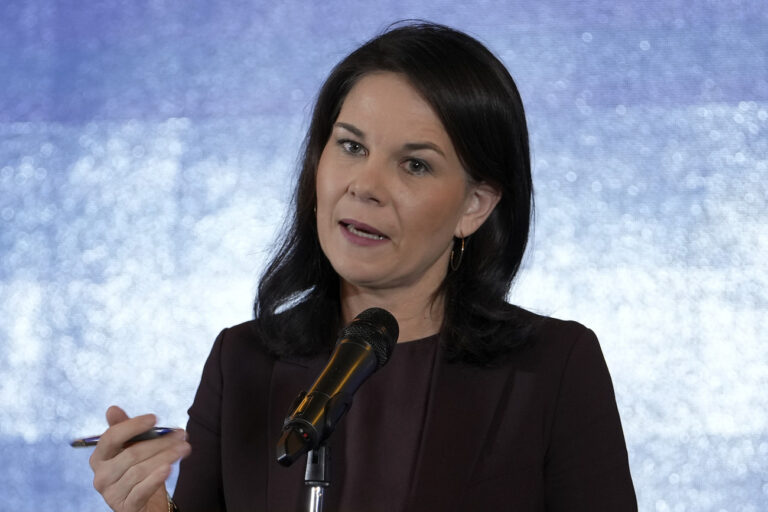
left=346, top=223, right=385, bottom=240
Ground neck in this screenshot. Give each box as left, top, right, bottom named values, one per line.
left=340, top=284, right=444, bottom=343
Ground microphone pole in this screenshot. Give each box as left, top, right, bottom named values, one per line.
left=276, top=308, right=399, bottom=512
left=305, top=445, right=330, bottom=512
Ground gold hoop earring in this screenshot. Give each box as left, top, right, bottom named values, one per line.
left=450, top=237, right=465, bottom=271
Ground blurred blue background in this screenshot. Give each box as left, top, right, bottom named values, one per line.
left=1, top=1, right=767, bottom=510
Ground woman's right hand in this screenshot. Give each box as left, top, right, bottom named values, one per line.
left=90, top=405, right=191, bottom=512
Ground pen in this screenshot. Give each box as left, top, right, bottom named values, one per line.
left=70, top=426, right=176, bottom=447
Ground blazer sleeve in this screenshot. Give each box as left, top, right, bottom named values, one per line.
left=173, top=329, right=227, bottom=511
left=543, top=327, right=638, bottom=511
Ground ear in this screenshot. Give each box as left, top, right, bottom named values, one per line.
left=455, top=182, right=502, bottom=238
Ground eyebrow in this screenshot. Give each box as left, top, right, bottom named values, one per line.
left=334, top=122, right=446, bottom=158
left=402, top=142, right=445, bottom=158
left=335, top=122, right=365, bottom=138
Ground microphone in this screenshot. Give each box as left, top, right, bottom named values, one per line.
left=276, top=307, right=399, bottom=467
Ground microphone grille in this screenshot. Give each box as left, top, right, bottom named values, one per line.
left=343, top=307, right=399, bottom=368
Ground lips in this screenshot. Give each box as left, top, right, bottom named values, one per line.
left=339, top=218, right=388, bottom=241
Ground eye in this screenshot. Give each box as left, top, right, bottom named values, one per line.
left=404, top=158, right=431, bottom=175
left=338, top=139, right=366, bottom=156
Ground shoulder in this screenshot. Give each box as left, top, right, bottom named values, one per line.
left=507, top=304, right=593, bottom=339
left=527, top=310, right=600, bottom=357
left=494, top=306, right=607, bottom=377
left=206, top=319, right=274, bottom=370
left=215, top=319, right=262, bottom=345
left=210, top=318, right=326, bottom=369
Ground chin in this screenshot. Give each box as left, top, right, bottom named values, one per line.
left=336, top=271, right=387, bottom=289
left=329, top=253, right=383, bottom=280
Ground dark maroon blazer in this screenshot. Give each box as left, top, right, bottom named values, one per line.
left=173, top=313, right=637, bottom=511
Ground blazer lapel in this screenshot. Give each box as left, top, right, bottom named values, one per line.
left=405, top=349, right=516, bottom=511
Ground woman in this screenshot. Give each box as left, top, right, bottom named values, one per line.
left=90, top=22, right=637, bottom=511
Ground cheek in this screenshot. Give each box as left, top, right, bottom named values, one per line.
left=402, top=186, right=467, bottom=239
left=315, top=169, right=334, bottom=258
left=315, top=149, right=348, bottom=251
left=315, top=151, right=340, bottom=211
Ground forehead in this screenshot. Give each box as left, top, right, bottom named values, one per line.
left=336, top=72, right=452, bottom=145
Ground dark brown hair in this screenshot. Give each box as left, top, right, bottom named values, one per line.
left=254, top=22, right=534, bottom=365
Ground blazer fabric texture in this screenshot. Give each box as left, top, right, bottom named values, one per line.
left=173, top=311, right=638, bottom=511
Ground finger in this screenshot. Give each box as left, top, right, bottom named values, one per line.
left=114, top=430, right=188, bottom=474
left=92, top=412, right=157, bottom=463
left=106, top=405, right=130, bottom=426
left=102, top=438, right=190, bottom=508
left=122, top=464, right=172, bottom=512
left=102, top=462, right=172, bottom=512
left=97, top=431, right=188, bottom=492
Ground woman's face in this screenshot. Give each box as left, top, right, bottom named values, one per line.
left=315, top=72, right=498, bottom=295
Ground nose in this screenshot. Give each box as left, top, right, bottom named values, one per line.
left=347, top=156, right=388, bottom=205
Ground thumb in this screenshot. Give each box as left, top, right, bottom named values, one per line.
left=106, top=405, right=130, bottom=426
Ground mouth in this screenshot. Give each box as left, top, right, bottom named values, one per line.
left=339, top=219, right=388, bottom=241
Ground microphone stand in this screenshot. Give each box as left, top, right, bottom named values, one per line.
left=278, top=392, right=351, bottom=511
left=304, top=444, right=330, bottom=512
left=277, top=308, right=398, bottom=511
